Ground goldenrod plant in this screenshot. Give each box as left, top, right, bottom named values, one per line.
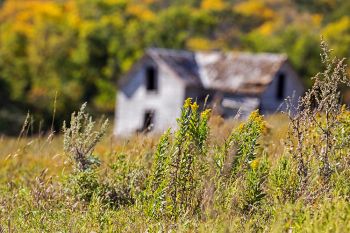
left=144, top=98, right=211, bottom=221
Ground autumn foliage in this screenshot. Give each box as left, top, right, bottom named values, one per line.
left=0, top=0, right=349, bottom=134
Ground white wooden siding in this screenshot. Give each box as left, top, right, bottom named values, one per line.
left=260, top=62, right=304, bottom=115
left=114, top=59, right=185, bottom=136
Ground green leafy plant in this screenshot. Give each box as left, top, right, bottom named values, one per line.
left=238, top=156, right=269, bottom=215
left=69, top=169, right=100, bottom=203
left=214, top=110, right=266, bottom=178
left=268, top=156, right=299, bottom=204
left=145, top=98, right=211, bottom=220
left=214, top=111, right=267, bottom=213
left=145, top=130, right=171, bottom=219
left=105, top=153, right=146, bottom=209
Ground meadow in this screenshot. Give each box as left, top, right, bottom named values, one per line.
left=1, top=42, right=350, bottom=233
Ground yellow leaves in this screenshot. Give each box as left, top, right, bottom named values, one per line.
left=322, top=16, right=350, bottom=56
left=257, top=21, right=275, bottom=36
left=121, top=58, right=135, bottom=73
left=0, top=0, right=66, bottom=37
left=79, top=20, right=96, bottom=38
left=65, top=1, right=82, bottom=28
left=311, top=14, right=323, bottom=27
left=66, top=13, right=81, bottom=29
left=234, top=0, right=275, bottom=20
left=323, top=16, right=350, bottom=37
left=126, top=4, right=155, bottom=21
left=137, top=0, right=156, bottom=3
left=100, top=14, right=121, bottom=27
left=4, top=1, right=61, bottom=19
left=187, top=37, right=213, bottom=50
left=35, top=2, right=61, bottom=18
left=105, top=0, right=128, bottom=4
left=201, top=0, right=226, bottom=11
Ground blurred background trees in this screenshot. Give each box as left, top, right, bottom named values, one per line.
left=0, top=0, right=349, bottom=134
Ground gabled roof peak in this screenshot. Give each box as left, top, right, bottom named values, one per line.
left=147, top=47, right=194, bottom=58
left=147, top=47, right=287, bottom=61
left=122, top=47, right=292, bottom=95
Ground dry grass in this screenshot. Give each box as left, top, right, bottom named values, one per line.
left=0, top=42, right=350, bottom=232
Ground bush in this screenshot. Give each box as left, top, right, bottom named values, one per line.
left=63, top=103, right=144, bottom=209
left=63, top=103, right=108, bottom=171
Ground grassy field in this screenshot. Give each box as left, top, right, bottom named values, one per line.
left=1, top=43, right=350, bottom=233
left=0, top=110, right=349, bottom=232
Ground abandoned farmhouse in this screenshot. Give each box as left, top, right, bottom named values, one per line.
left=114, top=48, right=304, bottom=136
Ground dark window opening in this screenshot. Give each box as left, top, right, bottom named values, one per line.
left=146, top=66, right=157, bottom=91
left=276, top=73, right=285, bottom=100
left=137, top=110, right=155, bottom=133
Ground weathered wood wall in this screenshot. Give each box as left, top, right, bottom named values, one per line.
left=260, top=61, right=304, bottom=115
left=114, top=58, right=185, bottom=136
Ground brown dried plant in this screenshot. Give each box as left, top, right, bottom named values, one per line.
left=63, top=103, right=109, bottom=171
left=286, top=39, right=349, bottom=195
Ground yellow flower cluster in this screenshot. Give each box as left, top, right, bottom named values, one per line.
left=201, top=109, right=211, bottom=119
left=184, top=98, right=192, bottom=109
left=250, top=158, right=260, bottom=170
left=249, top=110, right=266, bottom=132
left=191, top=102, right=199, bottom=112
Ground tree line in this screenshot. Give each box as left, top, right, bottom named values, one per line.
left=0, top=0, right=349, bottom=134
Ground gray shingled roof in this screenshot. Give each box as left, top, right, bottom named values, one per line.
left=146, top=48, right=288, bottom=95
left=147, top=48, right=202, bottom=86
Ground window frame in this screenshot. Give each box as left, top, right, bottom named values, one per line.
left=145, top=66, right=158, bottom=92
left=142, top=109, right=155, bottom=133
left=276, top=72, right=286, bottom=100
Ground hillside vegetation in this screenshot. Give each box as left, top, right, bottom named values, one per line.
left=0, top=42, right=350, bottom=232
left=0, top=0, right=349, bottom=133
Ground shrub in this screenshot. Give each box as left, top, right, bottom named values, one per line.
left=62, top=104, right=147, bottom=209
left=69, top=169, right=100, bottom=203
left=63, top=103, right=108, bottom=172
